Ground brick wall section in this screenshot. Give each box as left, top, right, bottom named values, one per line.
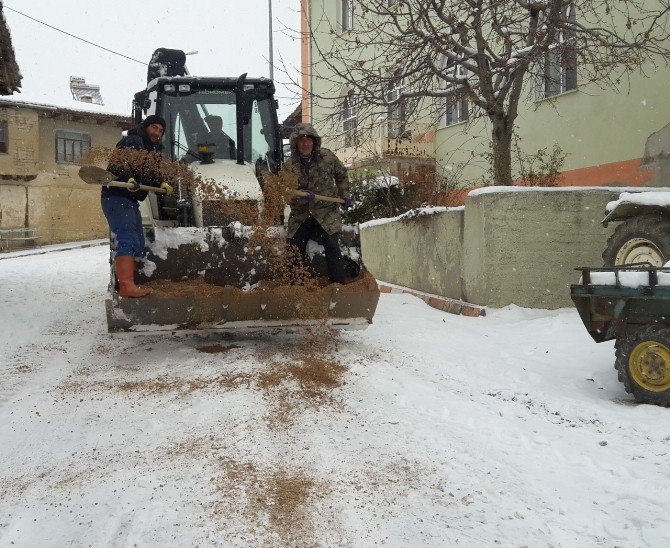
left=559, top=158, right=652, bottom=186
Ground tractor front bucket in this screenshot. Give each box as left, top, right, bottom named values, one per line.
left=105, top=224, right=380, bottom=332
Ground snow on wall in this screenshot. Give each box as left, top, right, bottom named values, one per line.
left=361, top=206, right=460, bottom=229
left=469, top=185, right=670, bottom=198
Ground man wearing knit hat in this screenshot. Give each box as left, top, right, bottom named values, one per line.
left=101, top=115, right=168, bottom=298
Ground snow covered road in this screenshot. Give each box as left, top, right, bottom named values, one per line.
left=1, top=246, right=669, bottom=547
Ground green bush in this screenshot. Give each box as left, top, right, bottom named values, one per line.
left=343, top=171, right=424, bottom=224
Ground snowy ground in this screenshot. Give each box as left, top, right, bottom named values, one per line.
left=1, top=246, right=669, bottom=547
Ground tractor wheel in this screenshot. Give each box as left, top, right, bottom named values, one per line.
left=615, top=325, right=670, bottom=406
left=602, top=215, right=670, bottom=266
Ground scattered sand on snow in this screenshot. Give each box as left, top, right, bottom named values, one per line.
left=197, top=343, right=242, bottom=354
left=43, top=327, right=351, bottom=543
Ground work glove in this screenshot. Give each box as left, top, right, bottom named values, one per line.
left=127, top=177, right=140, bottom=192
left=304, top=190, right=316, bottom=203
left=342, top=198, right=353, bottom=210
left=160, top=182, right=174, bottom=195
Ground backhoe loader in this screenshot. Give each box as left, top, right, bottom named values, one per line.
left=92, top=48, right=379, bottom=332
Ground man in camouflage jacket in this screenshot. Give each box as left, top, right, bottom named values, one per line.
left=285, top=123, right=352, bottom=283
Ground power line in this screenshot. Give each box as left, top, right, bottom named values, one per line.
left=4, top=4, right=145, bottom=65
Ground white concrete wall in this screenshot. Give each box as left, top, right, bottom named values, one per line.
left=361, top=210, right=464, bottom=300
left=361, top=188, right=625, bottom=309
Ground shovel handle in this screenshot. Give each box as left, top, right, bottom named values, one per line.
left=78, top=166, right=167, bottom=195
left=289, top=189, right=345, bottom=204
left=103, top=180, right=167, bottom=195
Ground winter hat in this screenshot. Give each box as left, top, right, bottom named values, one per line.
left=141, top=115, right=166, bottom=130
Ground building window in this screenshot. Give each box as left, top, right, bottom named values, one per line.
left=387, top=73, right=408, bottom=139
left=0, top=120, right=7, bottom=154
left=444, top=93, right=469, bottom=126
left=342, top=91, right=357, bottom=146
left=440, top=58, right=469, bottom=126
left=341, top=0, right=354, bottom=31
left=55, top=130, right=91, bottom=163
left=543, top=4, right=577, bottom=98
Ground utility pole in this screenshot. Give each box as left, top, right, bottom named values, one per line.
left=268, top=0, right=274, bottom=81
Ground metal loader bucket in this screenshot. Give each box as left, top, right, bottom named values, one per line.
left=106, top=225, right=380, bottom=332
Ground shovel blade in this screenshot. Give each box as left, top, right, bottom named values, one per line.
left=79, top=165, right=116, bottom=185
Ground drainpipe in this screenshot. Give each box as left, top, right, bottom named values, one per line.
left=301, top=0, right=311, bottom=123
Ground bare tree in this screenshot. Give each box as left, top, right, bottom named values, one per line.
left=307, top=0, right=670, bottom=185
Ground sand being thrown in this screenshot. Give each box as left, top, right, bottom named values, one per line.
left=145, top=270, right=376, bottom=298
left=84, top=147, right=377, bottom=313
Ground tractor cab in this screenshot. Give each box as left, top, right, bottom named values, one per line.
left=132, top=49, right=282, bottom=227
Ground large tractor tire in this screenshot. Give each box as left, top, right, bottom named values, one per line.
left=615, top=325, right=670, bottom=406
left=602, top=215, right=670, bottom=266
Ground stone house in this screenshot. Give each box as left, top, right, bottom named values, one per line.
left=0, top=99, right=131, bottom=244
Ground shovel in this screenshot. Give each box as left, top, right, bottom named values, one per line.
left=288, top=189, right=345, bottom=204
left=78, top=165, right=168, bottom=195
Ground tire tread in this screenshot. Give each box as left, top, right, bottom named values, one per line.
left=602, top=214, right=670, bottom=266
left=615, top=324, right=670, bottom=406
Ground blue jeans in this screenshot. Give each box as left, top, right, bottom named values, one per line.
left=101, top=194, right=145, bottom=257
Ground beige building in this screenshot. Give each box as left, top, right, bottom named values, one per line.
left=0, top=99, right=131, bottom=245
left=299, top=1, right=437, bottom=190
left=302, top=1, right=670, bottom=199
